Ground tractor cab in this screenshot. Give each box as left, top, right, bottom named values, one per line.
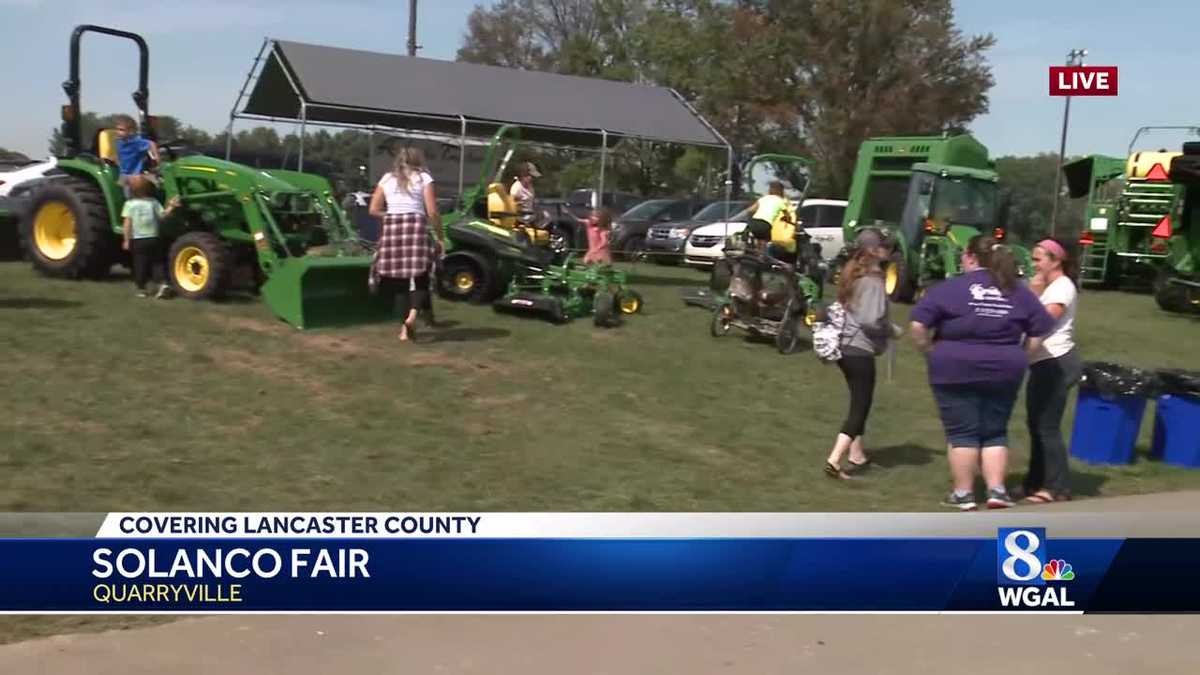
left=896, top=163, right=998, bottom=251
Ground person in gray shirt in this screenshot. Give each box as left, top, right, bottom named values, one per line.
left=825, top=228, right=895, bottom=480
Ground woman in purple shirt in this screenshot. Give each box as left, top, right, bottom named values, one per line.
left=909, top=235, right=1054, bottom=511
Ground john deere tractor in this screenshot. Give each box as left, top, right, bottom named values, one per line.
left=1158, top=144, right=1200, bottom=313
left=434, top=125, right=584, bottom=303
left=20, top=25, right=387, bottom=329
left=839, top=134, right=1029, bottom=302
left=1066, top=127, right=1195, bottom=293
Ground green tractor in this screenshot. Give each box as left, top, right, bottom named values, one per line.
left=1066, top=127, right=1195, bottom=292
left=434, top=125, right=585, bottom=304
left=1158, top=146, right=1200, bottom=313
left=839, top=134, right=1027, bottom=302
left=20, top=25, right=386, bottom=329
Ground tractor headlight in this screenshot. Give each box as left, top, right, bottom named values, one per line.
left=669, top=228, right=690, bottom=239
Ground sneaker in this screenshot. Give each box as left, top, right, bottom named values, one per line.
left=941, top=492, right=977, bottom=511
left=135, top=290, right=149, bottom=299
left=986, top=489, right=1016, bottom=509
left=155, top=284, right=172, bottom=300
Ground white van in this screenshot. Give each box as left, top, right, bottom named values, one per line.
left=683, top=198, right=848, bottom=267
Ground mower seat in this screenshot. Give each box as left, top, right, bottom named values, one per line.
left=487, top=183, right=519, bottom=230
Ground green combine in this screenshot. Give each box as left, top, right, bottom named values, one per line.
left=1159, top=146, right=1200, bottom=312
left=20, top=25, right=387, bottom=329
left=1065, top=127, right=1194, bottom=295
left=840, top=134, right=1026, bottom=302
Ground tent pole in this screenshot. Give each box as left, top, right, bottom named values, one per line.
left=368, top=128, right=375, bottom=186
left=298, top=101, right=307, bottom=172
left=225, top=115, right=236, bottom=161
left=598, top=130, right=608, bottom=209
left=458, top=115, right=467, bottom=203
left=724, top=144, right=734, bottom=242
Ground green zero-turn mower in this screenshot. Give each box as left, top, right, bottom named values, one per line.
left=837, top=135, right=1032, bottom=303
left=19, top=25, right=389, bottom=330
left=493, top=254, right=643, bottom=326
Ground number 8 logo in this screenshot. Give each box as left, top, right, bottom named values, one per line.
left=1002, top=530, right=1042, bottom=581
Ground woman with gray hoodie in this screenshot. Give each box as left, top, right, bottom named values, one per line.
left=825, top=228, right=895, bottom=479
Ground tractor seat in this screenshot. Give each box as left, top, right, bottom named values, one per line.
left=486, top=183, right=519, bottom=229
left=95, top=129, right=120, bottom=166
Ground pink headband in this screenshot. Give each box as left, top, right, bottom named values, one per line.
left=1037, top=239, right=1067, bottom=261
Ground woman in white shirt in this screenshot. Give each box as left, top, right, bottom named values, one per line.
left=368, top=147, right=444, bottom=342
left=1022, top=238, right=1080, bottom=503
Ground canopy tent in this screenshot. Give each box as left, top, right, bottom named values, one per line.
left=225, top=38, right=732, bottom=198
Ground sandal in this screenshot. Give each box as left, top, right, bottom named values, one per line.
left=845, top=457, right=872, bottom=474
left=1021, top=491, right=1068, bottom=505
left=824, top=462, right=853, bottom=480
left=399, top=319, right=417, bottom=342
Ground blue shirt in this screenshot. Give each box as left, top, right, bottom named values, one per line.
left=117, top=135, right=153, bottom=176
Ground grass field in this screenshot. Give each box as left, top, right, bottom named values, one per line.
left=3, top=258, right=1198, bottom=514
left=2, top=258, right=1199, bottom=644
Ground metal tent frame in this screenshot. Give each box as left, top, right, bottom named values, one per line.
left=224, top=38, right=735, bottom=208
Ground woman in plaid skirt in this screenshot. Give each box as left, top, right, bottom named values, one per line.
left=368, top=146, right=445, bottom=342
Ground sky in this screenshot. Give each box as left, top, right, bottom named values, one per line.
left=0, top=0, right=1197, bottom=160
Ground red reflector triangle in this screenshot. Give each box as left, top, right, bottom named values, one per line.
left=1152, top=215, right=1172, bottom=238
left=1146, top=163, right=1170, bottom=181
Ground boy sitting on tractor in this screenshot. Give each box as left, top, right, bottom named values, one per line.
left=114, top=114, right=160, bottom=196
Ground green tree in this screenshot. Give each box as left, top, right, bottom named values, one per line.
left=995, top=153, right=1087, bottom=242
left=0, top=147, right=30, bottom=163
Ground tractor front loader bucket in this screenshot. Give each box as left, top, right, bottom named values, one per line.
left=260, top=255, right=394, bottom=330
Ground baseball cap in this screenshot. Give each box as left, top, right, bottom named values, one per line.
left=853, top=227, right=894, bottom=251
left=521, top=162, right=542, bottom=178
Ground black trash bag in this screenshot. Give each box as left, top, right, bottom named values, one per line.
left=1155, top=369, right=1200, bottom=398
left=1079, top=361, right=1156, bottom=398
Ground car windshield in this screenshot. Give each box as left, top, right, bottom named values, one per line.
left=692, top=201, right=750, bottom=222
left=620, top=200, right=674, bottom=220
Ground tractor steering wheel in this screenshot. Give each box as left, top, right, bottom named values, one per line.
left=159, top=138, right=191, bottom=161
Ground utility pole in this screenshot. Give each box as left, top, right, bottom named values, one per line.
left=407, top=0, right=419, bottom=56
left=1050, top=48, right=1087, bottom=237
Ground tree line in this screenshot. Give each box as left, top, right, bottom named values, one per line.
left=10, top=0, right=1085, bottom=240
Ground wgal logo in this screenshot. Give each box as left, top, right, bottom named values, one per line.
left=996, top=528, right=1075, bottom=608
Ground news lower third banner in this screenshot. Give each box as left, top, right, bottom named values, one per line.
left=0, top=513, right=1198, bottom=613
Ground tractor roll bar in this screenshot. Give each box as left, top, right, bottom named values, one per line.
left=63, top=24, right=152, bottom=156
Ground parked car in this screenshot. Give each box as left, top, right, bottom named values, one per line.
left=643, top=200, right=751, bottom=263
left=1, top=157, right=59, bottom=258
left=562, top=189, right=641, bottom=221
left=611, top=198, right=711, bottom=258
left=683, top=198, right=847, bottom=267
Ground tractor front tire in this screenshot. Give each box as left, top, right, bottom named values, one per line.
left=20, top=177, right=116, bottom=279
left=593, top=290, right=620, bottom=327
left=618, top=289, right=643, bottom=315
left=885, top=251, right=916, bottom=303
left=168, top=232, right=233, bottom=300
left=439, top=250, right=497, bottom=303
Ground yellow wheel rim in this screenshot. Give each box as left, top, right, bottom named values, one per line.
left=454, top=271, right=475, bottom=291
left=885, top=264, right=899, bottom=295
left=619, top=295, right=641, bottom=314
left=804, top=308, right=817, bottom=327
left=32, top=201, right=77, bottom=260
left=173, top=246, right=210, bottom=292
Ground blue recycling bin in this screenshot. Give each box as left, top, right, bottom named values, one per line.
left=1069, top=391, right=1146, bottom=465
left=1151, top=394, right=1200, bottom=468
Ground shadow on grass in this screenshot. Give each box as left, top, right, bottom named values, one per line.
left=1009, top=467, right=1111, bottom=498
left=0, top=297, right=82, bottom=309
left=871, top=443, right=940, bottom=468
left=626, top=272, right=696, bottom=287
left=431, top=327, right=511, bottom=343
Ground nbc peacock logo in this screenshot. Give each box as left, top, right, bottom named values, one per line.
left=1041, top=559, right=1075, bottom=582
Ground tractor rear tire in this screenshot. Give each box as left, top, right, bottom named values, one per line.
left=20, top=177, right=116, bottom=279
left=885, top=251, right=916, bottom=303
left=168, top=232, right=233, bottom=300
left=439, top=250, right=497, bottom=303
left=618, top=289, right=643, bottom=315
left=1154, top=268, right=1192, bottom=313
left=775, top=296, right=807, bottom=355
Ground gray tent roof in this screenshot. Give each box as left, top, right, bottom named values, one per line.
left=240, top=40, right=727, bottom=149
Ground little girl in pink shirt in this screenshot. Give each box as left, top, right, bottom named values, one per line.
left=583, top=208, right=613, bottom=264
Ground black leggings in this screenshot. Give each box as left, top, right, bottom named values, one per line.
left=129, top=238, right=163, bottom=290
left=837, top=354, right=877, bottom=438
left=378, top=274, right=430, bottom=320
left=1024, top=349, right=1081, bottom=497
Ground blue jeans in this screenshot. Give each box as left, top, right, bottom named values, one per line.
left=932, top=380, right=1023, bottom=449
